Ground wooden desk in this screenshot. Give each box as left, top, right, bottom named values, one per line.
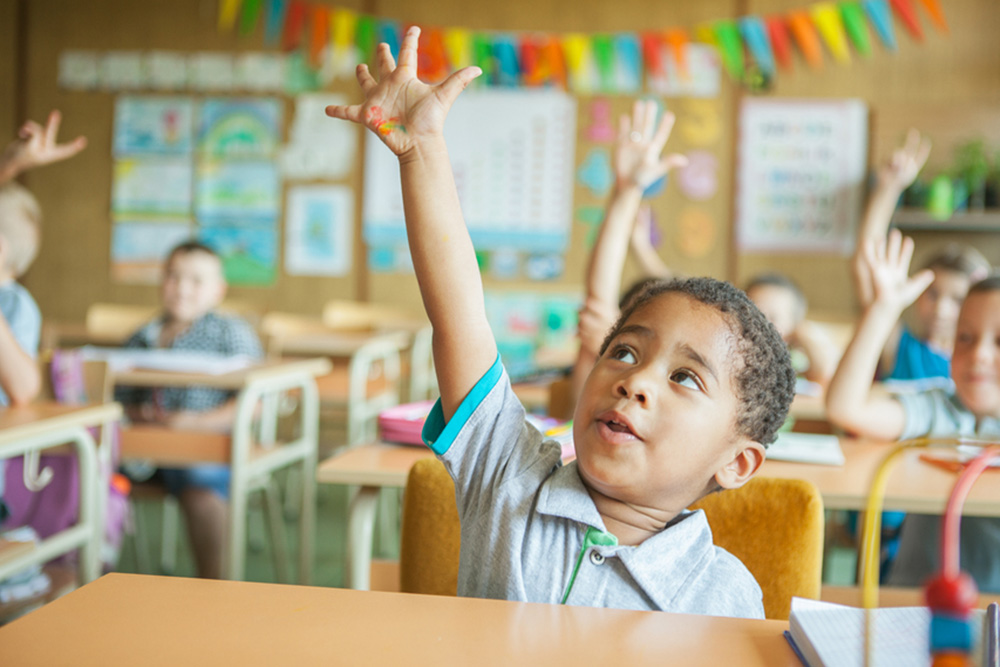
left=0, top=402, right=122, bottom=585
left=0, top=573, right=798, bottom=666
left=114, top=357, right=331, bottom=582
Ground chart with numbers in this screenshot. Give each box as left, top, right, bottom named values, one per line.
left=362, top=90, right=578, bottom=253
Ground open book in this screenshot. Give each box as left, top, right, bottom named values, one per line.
left=786, top=597, right=997, bottom=667
left=767, top=432, right=845, bottom=466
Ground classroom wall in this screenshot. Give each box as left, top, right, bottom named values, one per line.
left=8, top=0, right=1000, bottom=323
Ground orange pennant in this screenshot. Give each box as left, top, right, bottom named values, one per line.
left=787, top=10, right=824, bottom=68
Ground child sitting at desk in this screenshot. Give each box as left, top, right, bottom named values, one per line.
left=827, top=229, right=1000, bottom=592
left=117, top=241, right=262, bottom=579
left=326, top=28, right=796, bottom=617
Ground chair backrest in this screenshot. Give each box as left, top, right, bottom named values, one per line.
left=85, top=303, right=158, bottom=342
left=399, top=462, right=824, bottom=619
left=400, top=458, right=460, bottom=596
left=690, top=476, right=825, bottom=620
left=321, top=299, right=419, bottom=332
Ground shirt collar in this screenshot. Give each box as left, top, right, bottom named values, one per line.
left=536, top=461, right=717, bottom=610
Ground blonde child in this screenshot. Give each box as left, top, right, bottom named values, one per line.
left=326, top=28, right=795, bottom=616
left=853, top=130, right=989, bottom=383
left=827, top=229, right=1000, bottom=591
left=116, top=241, right=262, bottom=579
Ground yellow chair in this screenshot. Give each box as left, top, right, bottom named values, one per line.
left=399, top=460, right=824, bottom=619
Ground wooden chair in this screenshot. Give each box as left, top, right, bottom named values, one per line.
left=399, top=459, right=824, bottom=620
left=85, top=303, right=159, bottom=343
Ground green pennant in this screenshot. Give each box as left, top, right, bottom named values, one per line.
left=713, top=20, right=744, bottom=80
left=238, top=0, right=262, bottom=35
left=356, top=15, right=376, bottom=66
left=473, top=34, right=494, bottom=83
left=591, top=34, right=614, bottom=92
left=839, top=1, right=871, bottom=56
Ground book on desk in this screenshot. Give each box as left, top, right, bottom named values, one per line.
left=785, top=597, right=1000, bottom=667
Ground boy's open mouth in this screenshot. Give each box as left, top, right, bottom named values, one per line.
left=596, top=410, right=640, bottom=440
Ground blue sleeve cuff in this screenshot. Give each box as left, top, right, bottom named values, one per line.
left=421, top=355, right=504, bottom=456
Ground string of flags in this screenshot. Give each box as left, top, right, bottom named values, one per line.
left=218, top=0, right=948, bottom=91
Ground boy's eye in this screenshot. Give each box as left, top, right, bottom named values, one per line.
left=670, top=369, right=702, bottom=391
left=610, top=345, right=636, bottom=364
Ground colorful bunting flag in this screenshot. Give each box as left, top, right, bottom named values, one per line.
left=473, top=33, right=495, bottom=84
left=444, top=28, right=472, bottom=71
left=283, top=0, right=306, bottom=51
left=767, top=17, right=794, bottom=69
left=663, top=29, right=689, bottom=79
left=614, top=34, right=642, bottom=93
left=811, top=2, right=851, bottom=63
left=839, top=1, right=872, bottom=56
left=239, top=0, right=262, bottom=35
left=378, top=20, right=401, bottom=60
left=787, top=10, right=824, bottom=67
left=591, top=35, right=615, bottom=92
left=418, top=28, right=449, bottom=83
left=493, top=36, right=521, bottom=87
left=918, top=0, right=948, bottom=32
left=713, top=21, right=744, bottom=80
left=562, top=33, right=591, bottom=92
left=641, top=33, right=665, bottom=78
left=739, top=17, right=775, bottom=76
left=889, top=0, right=924, bottom=39
left=264, top=0, right=286, bottom=45
left=309, top=6, right=328, bottom=66
left=864, top=0, right=898, bottom=49
left=218, top=0, right=242, bottom=31
left=355, top=15, right=376, bottom=65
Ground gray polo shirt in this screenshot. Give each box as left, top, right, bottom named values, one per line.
left=888, top=389, right=1000, bottom=593
left=421, top=355, right=765, bottom=618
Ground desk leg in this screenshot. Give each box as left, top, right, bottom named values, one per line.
left=298, top=455, right=316, bottom=586
left=345, top=486, right=379, bottom=591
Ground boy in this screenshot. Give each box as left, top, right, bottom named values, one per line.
left=117, top=241, right=262, bottom=579
left=326, top=28, right=796, bottom=616
left=826, top=229, right=1000, bottom=591
left=745, top=274, right=838, bottom=387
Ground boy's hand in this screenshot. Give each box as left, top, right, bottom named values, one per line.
left=325, top=26, right=481, bottom=159
left=876, top=128, right=931, bottom=193
left=577, top=297, right=618, bottom=357
left=1, top=110, right=87, bottom=179
left=614, top=100, right=687, bottom=191
left=863, top=229, right=934, bottom=315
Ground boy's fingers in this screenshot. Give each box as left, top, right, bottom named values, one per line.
left=634, top=100, right=647, bottom=139
left=355, top=64, right=377, bottom=93
left=325, top=103, right=364, bottom=123
left=907, top=269, right=935, bottom=300
left=641, top=100, right=657, bottom=141
left=376, top=42, right=396, bottom=79
left=617, top=113, right=630, bottom=144
left=886, top=229, right=902, bottom=264
left=44, top=110, right=62, bottom=146
left=651, top=110, right=676, bottom=150
left=659, top=153, right=688, bottom=173
left=52, top=136, right=87, bottom=160
left=902, top=127, right=921, bottom=155
left=915, top=138, right=931, bottom=168
left=19, top=120, right=43, bottom=140
left=397, top=26, right=420, bottom=71
left=899, top=234, right=915, bottom=268
left=437, top=66, right=482, bottom=107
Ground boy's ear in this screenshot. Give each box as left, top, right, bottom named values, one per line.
left=714, top=439, right=765, bottom=490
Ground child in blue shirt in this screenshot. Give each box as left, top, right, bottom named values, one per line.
left=828, top=230, right=1000, bottom=592
left=326, top=28, right=796, bottom=616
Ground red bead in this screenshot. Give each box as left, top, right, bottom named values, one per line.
left=925, top=573, right=978, bottom=614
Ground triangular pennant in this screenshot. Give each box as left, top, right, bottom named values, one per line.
left=664, top=29, right=689, bottom=79
left=562, top=33, right=592, bottom=92
left=418, top=28, right=449, bottom=83
left=264, top=0, right=286, bottom=45
left=378, top=20, right=402, bottom=61
left=355, top=15, right=376, bottom=65
left=787, top=10, right=824, bottom=68
left=713, top=20, right=745, bottom=80
left=917, top=0, right=948, bottom=32
left=520, top=35, right=541, bottom=85
left=443, top=29, right=472, bottom=70
left=739, top=17, right=775, bottom=76
left=889, top=0, right=924, bottom=39
left=811, top=2, right=852, bottom=63
left=309, top=6, right=329, bottom=67
left=238, top=0, right=262, bottom=36
left=641, top=32, right=665, bottom=78
left=472, top=34, right=495, bottom=84
left=591, top=34, right=615, bottom=92
left=614, top=34, right=642, bottom=93
left=493, top=35, right=521, bottom=87
left=766, top=16, right=794, bottom=69
left=282, top=0, right=306, bottom=51
left=839, top=1, right=872, bottom=56
left=863, top=0, right=898, bottom=49
left=541, top=37, right=567, bottom=88
left=218, top=0, right=242, bottom=32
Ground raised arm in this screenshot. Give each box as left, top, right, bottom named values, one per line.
left=789, top=319, right=838, bottom=387
left=0, top=111, right=87, bottom=184
left=326, top=28, right=488, bottom=419
left=827, top=230, right=935, bottom=439
left=629, top=204, right=671, bottom=279
left=0, top=311, right=40, bottom=405
left=853, top=129, right=931, bottom=307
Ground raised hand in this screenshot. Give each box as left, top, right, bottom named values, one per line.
left=1, top=110, right=87, bottom=180
left=325, top=26, right=481, bottom=157
left=577, top=297, right=619, bottom=358
left=877, top=128, right=931, bottom=192
left=863, top=229, right=935, bottom=315
left=613, top=100, right=687, bottom=191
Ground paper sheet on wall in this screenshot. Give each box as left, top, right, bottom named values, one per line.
left=188, top=53, right=235, bottom=91
left=144, top=52, right=188, bottom=91
left=736, top=99, right=868, bottom=253
left=100, top=52, right=144, bottom=90
left=58, top=51, right=101, bottom=90
left=646, top=44, right=722, bottom=98
left=196, top=160, right=279, bottom=222
left=112, top=158, right=193, bottom=216
left=198, top=98, right=283, bottom=158
left=199, top=225, right=277, bottom=286
left=113, top=97, right=194, bottom=156
left=284, top=185, right=353, bottom=276
left=111, top=220, right=195, bottom=283
left=363, top=90, right=577, bottom=253
left=234, top=53, right=287, bottom=92
left=280, top=94, right=357, bottom=179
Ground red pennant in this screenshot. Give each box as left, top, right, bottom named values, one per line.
left=282, top=0, right=306, bottom=51
left=520, top=36, right=542, bottom=86
left=918, top=0, right=948, bottom=32
left=309, top=6, right=328, bottom=66
left=664, top=29, right=688, bottom=78
left=787, top=11, right=823, bottom=68
left=890, top=0, right=925, bottom=39
left=766, top=16, right=793, bottom=69
left=641, top=32, right=664, bottom=77
left=418, top=28, right=449, bottom=83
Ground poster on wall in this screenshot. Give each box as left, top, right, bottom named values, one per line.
left=111, top=157, right=193, bottom=216
left=111, top=220, right=195, bottom=283
left=113, top=97, right=194, bottom=155
left=198, top=98, right=283, bottom=158
left=284, top=185, right=353, bottom=276
left=736, top=98, right=868, bottom=253
left=362, top=89, right=577, bottom=254
left=195, top=160, right=280, bottom=222
left=199, top=225, right=278, bottom=286
left=280, top=94, right=357, bottom=179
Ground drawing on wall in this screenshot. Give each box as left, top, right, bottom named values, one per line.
left=144, top=52, right=188, bottom=91
left=736, top=98, right=868, bottom=253
left=113, top=97, right=194, bottom=155
left=195, top=160, right=280, bottom=222
left=111, top=220, right=195, bottom=283
left=576, top=148, right=613, bottom=197
left=280, top=94, right=358, bottom=179
left=100, top=52, right=144, bottom=90
left=112, top=157, right=193, bottom=216
left=188, top=53, right=235, bottom=91
left=198, top=98, right=283, bottom=158
left=199, top=225, right=277, bottom=286
left=284, top=185, right=353, bottom=276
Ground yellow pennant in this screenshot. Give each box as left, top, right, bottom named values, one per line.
left=217, top=0, right=242, bottom=31
left=331, top=8, right=358, bottom=51
left=561, top=33, right=592, bottom=92
left=811, top=2, right=851, bottom=64
left=444, top=29, right=471, bottom=69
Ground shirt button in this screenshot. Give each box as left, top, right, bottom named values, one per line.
left=590, top=551, right=605, bottom=565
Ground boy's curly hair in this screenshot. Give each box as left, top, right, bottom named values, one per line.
left=598, top=276, right=796, bottom=446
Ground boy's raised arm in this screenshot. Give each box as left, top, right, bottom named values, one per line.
left=852, top=129, right=930, bottom=307
left=326, top=28, right=491, bottom=419
left=827, top=230, right=934, bottom=440
left=0, top=110, right=87, bottom=184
